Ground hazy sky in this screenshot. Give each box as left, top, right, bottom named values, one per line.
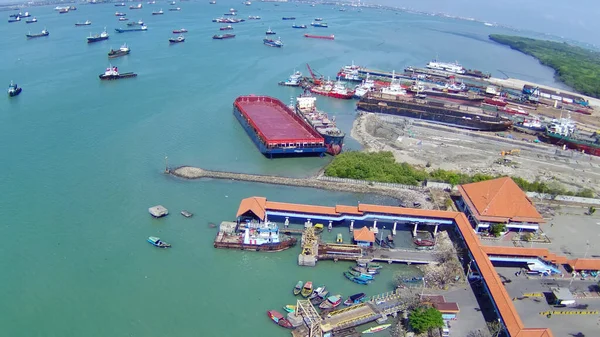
left=362, top=0, right=600, bottom=46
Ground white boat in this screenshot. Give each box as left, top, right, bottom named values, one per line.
left=354, top=73, right=375, bottom=98
left=426, top=59, right=465, bottom=74
left=279, top=70, right=302, bottom=86
left=380, top=72, right=407, bottom=96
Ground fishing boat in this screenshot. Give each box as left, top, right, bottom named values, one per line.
left=115, top=2, right=126, bottom=6
left=147, top=236, right=171, bottom=248
left=180, top=210, right=193, bottom=217
left=265, top=27, right=276, bottom=35
left=212, top=34, right=235, bottom=39
left=544, top=117, right=600, bottom=156
left=310, top=22, right=328, bottom=27
left=292, top=24, right=307, bottom=29
left=248, top=15, right=260, bottom=20
left=310, top=80, right=354, bottom=99
left=263, top=37, right=283, bottom=48
left=309, top=285, right=327, bottom=299
left=267, top=310, right=293, bottom=329
left=26, top=17, right=38, bottom=24
left=362, top=324, right=391, bottom=334
left=223, top=12, right=236, bottom=16
left=8, top=17, right=21, bottom=23
left=119, top=17, right=129, bottom=21
left=283, top=305, right=296, bottom=313
left=367, top=263, right=382, bottom=270
left=87, top=28, right=109, bottom=43
left=209, top=0, right=216, bottom=3
left=169, top=7, right=181, bottom=11
left=348, top=270, right=374, bottom=281
left=75, top=20, right=92, bottom=26
left=115, top=11, right=126, bottom=16
left=108, top=43, right=130, bottom=58
left=169, top=35, right=185, bottom=43
left=301, top=281, right=313, bottom=298
left=352, top=266, right=379, bottom=275
left=169, top=1, right=176, bottom=5
left=282, top=17, right=296, bottom=20
left=293, top=281, right=303, bottom=295
left=380, top=73, right=408, bottom=97
left=319, top=295, right=342, bottom=309
left=58, top=8, right=69, bottom=14
left=7, top=82, right=22, bottom=97
left=99, top=66, right=137, bottom=80
left=130, top=3, right=142, bottom=9
left=344, top=293, right=366, bottom=306
left=127, top=19, right=144, bottom=26
left=115, top=25, right=148, bottom=33
left=152, top=9, right=164, bottom=15
left=414, top=238, right=435, bottom=246
left=229, top=7, right=237, bottom=12
left=172, top=28, right=188, bottom=33
left=344, top=271, right=370, bottom=285
left=336, top=233, right=343, bottom=243
left=26, top=29, right=49, bottom=39
left=304, top=34, right=334, bottom=40
left=314, top=17, right=323, bottom=21
left=354, top=74, right=376, bottom=98
left=219, top=25, right=233, bottom=31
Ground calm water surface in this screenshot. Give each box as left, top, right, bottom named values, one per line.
left=0, top=1, right=563, bottom=336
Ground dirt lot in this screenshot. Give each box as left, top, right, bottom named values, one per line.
left=351, top=112, right=600, bottom=192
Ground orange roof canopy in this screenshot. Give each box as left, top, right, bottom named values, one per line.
left=353, top=226, right=375, bottom=242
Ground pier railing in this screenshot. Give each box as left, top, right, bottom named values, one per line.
left=317, top=176, right=425, bottom=191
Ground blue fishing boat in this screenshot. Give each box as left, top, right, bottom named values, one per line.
left=292, top=24, right=307, bottom=29
left=343, top=293, right=366, bottom=306
left=115, top=25, right=147, bottom=33
left=348, top=270, right=374, bottom=281
left=344, top=271, right=370, bottom=285
left=147, top=236, right=171, bottom=248
left=282, top=17, right=295, bottom=20
left=8, top=81, right=22, bottom=97
left=311, top=22, right=328, bottom=28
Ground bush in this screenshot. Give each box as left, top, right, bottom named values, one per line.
left=490, top=224, right=506, bottom=237
left=409, top=307, right=444, bottom=334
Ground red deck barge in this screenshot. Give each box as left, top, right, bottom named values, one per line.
left=233, top=96, right=327, bottom=157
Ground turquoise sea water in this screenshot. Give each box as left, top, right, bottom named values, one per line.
left=1, top=2, right=564, bottom=336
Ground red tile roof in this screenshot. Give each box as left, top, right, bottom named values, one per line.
left=353, top=226, right=375, bottom=242
left=567, top=258, right=600, bottom=271
left=234, top=196, right=571, bottom=337
left=434, top=302, right=460, bottom=313
left=458, top=177, right=544, bottom=224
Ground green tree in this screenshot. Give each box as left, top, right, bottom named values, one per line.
left=408, top=306, right=444, bottom=334
left=490, top=224, right=506, bottom=237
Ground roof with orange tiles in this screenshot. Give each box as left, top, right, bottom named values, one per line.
left=433, top=302, right=460, bottom=313
left=481, top=246, right=568, bottom=264
left=567, top=258, right=600, bottom=271
left=353, top=226, right=375, bottom=242
left=458, top=177, right=545, bottom=224
left=234, top=196, right=564, bottom=337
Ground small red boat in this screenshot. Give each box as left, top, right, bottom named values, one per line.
left=575, top=108, right=592, bottom=115
left=267, top=310, right=293, bottom=329
left=501, top=106, right=529, bottom=116
left=304, top=34, right=334, bottom=40
left=414, top=238, right=435, bottom=246
left=172, top=28, right=188, bottom=33
left=484, top=97, right=508, bottom=107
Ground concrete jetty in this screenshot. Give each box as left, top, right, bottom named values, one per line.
left=168, top=166, right=430, bottom=203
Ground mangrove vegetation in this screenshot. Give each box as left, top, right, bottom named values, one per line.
left=489, top=34, right=600, bottom=98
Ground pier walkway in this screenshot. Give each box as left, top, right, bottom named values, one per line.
left=293, top=290, right=406, bottom=337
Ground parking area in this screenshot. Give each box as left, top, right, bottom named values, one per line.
left=498, top=267, right=600, bottom=337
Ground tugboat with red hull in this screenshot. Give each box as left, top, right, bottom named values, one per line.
left=233, top=95, right=327, bottom=157
left=294, top=92, right=345, bottom=155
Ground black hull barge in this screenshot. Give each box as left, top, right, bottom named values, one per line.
left=357, top=92, right=512, bottom=132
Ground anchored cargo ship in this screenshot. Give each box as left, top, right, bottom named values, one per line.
left=304, top=34, right=334, bottom=40
left=233, top=95, right=327, bottom=157
left=357, top=92, right=512, bottom=132
left=295, top=93, right=345, bottom=155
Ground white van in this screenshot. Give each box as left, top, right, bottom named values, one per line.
left=441, top=320, right=450, bottom=336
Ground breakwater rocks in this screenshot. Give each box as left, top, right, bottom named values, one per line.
left=168, top=166, right=434, bottom=209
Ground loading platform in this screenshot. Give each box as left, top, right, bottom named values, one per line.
left=292, top=289, right=406, bottom=337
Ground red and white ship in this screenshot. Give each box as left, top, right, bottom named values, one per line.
left=337, top=61, right=362, bottom=82
left=501, top=106, right=529, bottom=116
left=310, top=80, right=354, bottom=99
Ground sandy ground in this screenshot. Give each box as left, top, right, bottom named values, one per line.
left=351, top=112, right=600, bottom=192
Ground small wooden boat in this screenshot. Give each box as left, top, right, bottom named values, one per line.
left=267, top=310, right=293, bottom=329
left=336, top=233, right=343, bottom=243
left=301, top=281, right=313, bottom=298
left=293, top=281, right=303, bottom=296
left=367, top=262, right=382, bottom=270
left=348, top=270, right=374, bottom=281
left=414, top=238, right=435, bottom=246
left=352, top=266, right=379, bottom=275
left=362, top=324, right=391, bottom=334
left=309, top=285, right=327, bottom=299
left=180, top=210, right=193, bottom=218
left=283, top=305, right=296, bottom=313
left=344, top=271, right=370, bottom=285
left=344, top=293, right=366, bottom=306
left=147, top=236, right=171, bottom=248
left=319, top=294, right=342, bottom=309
